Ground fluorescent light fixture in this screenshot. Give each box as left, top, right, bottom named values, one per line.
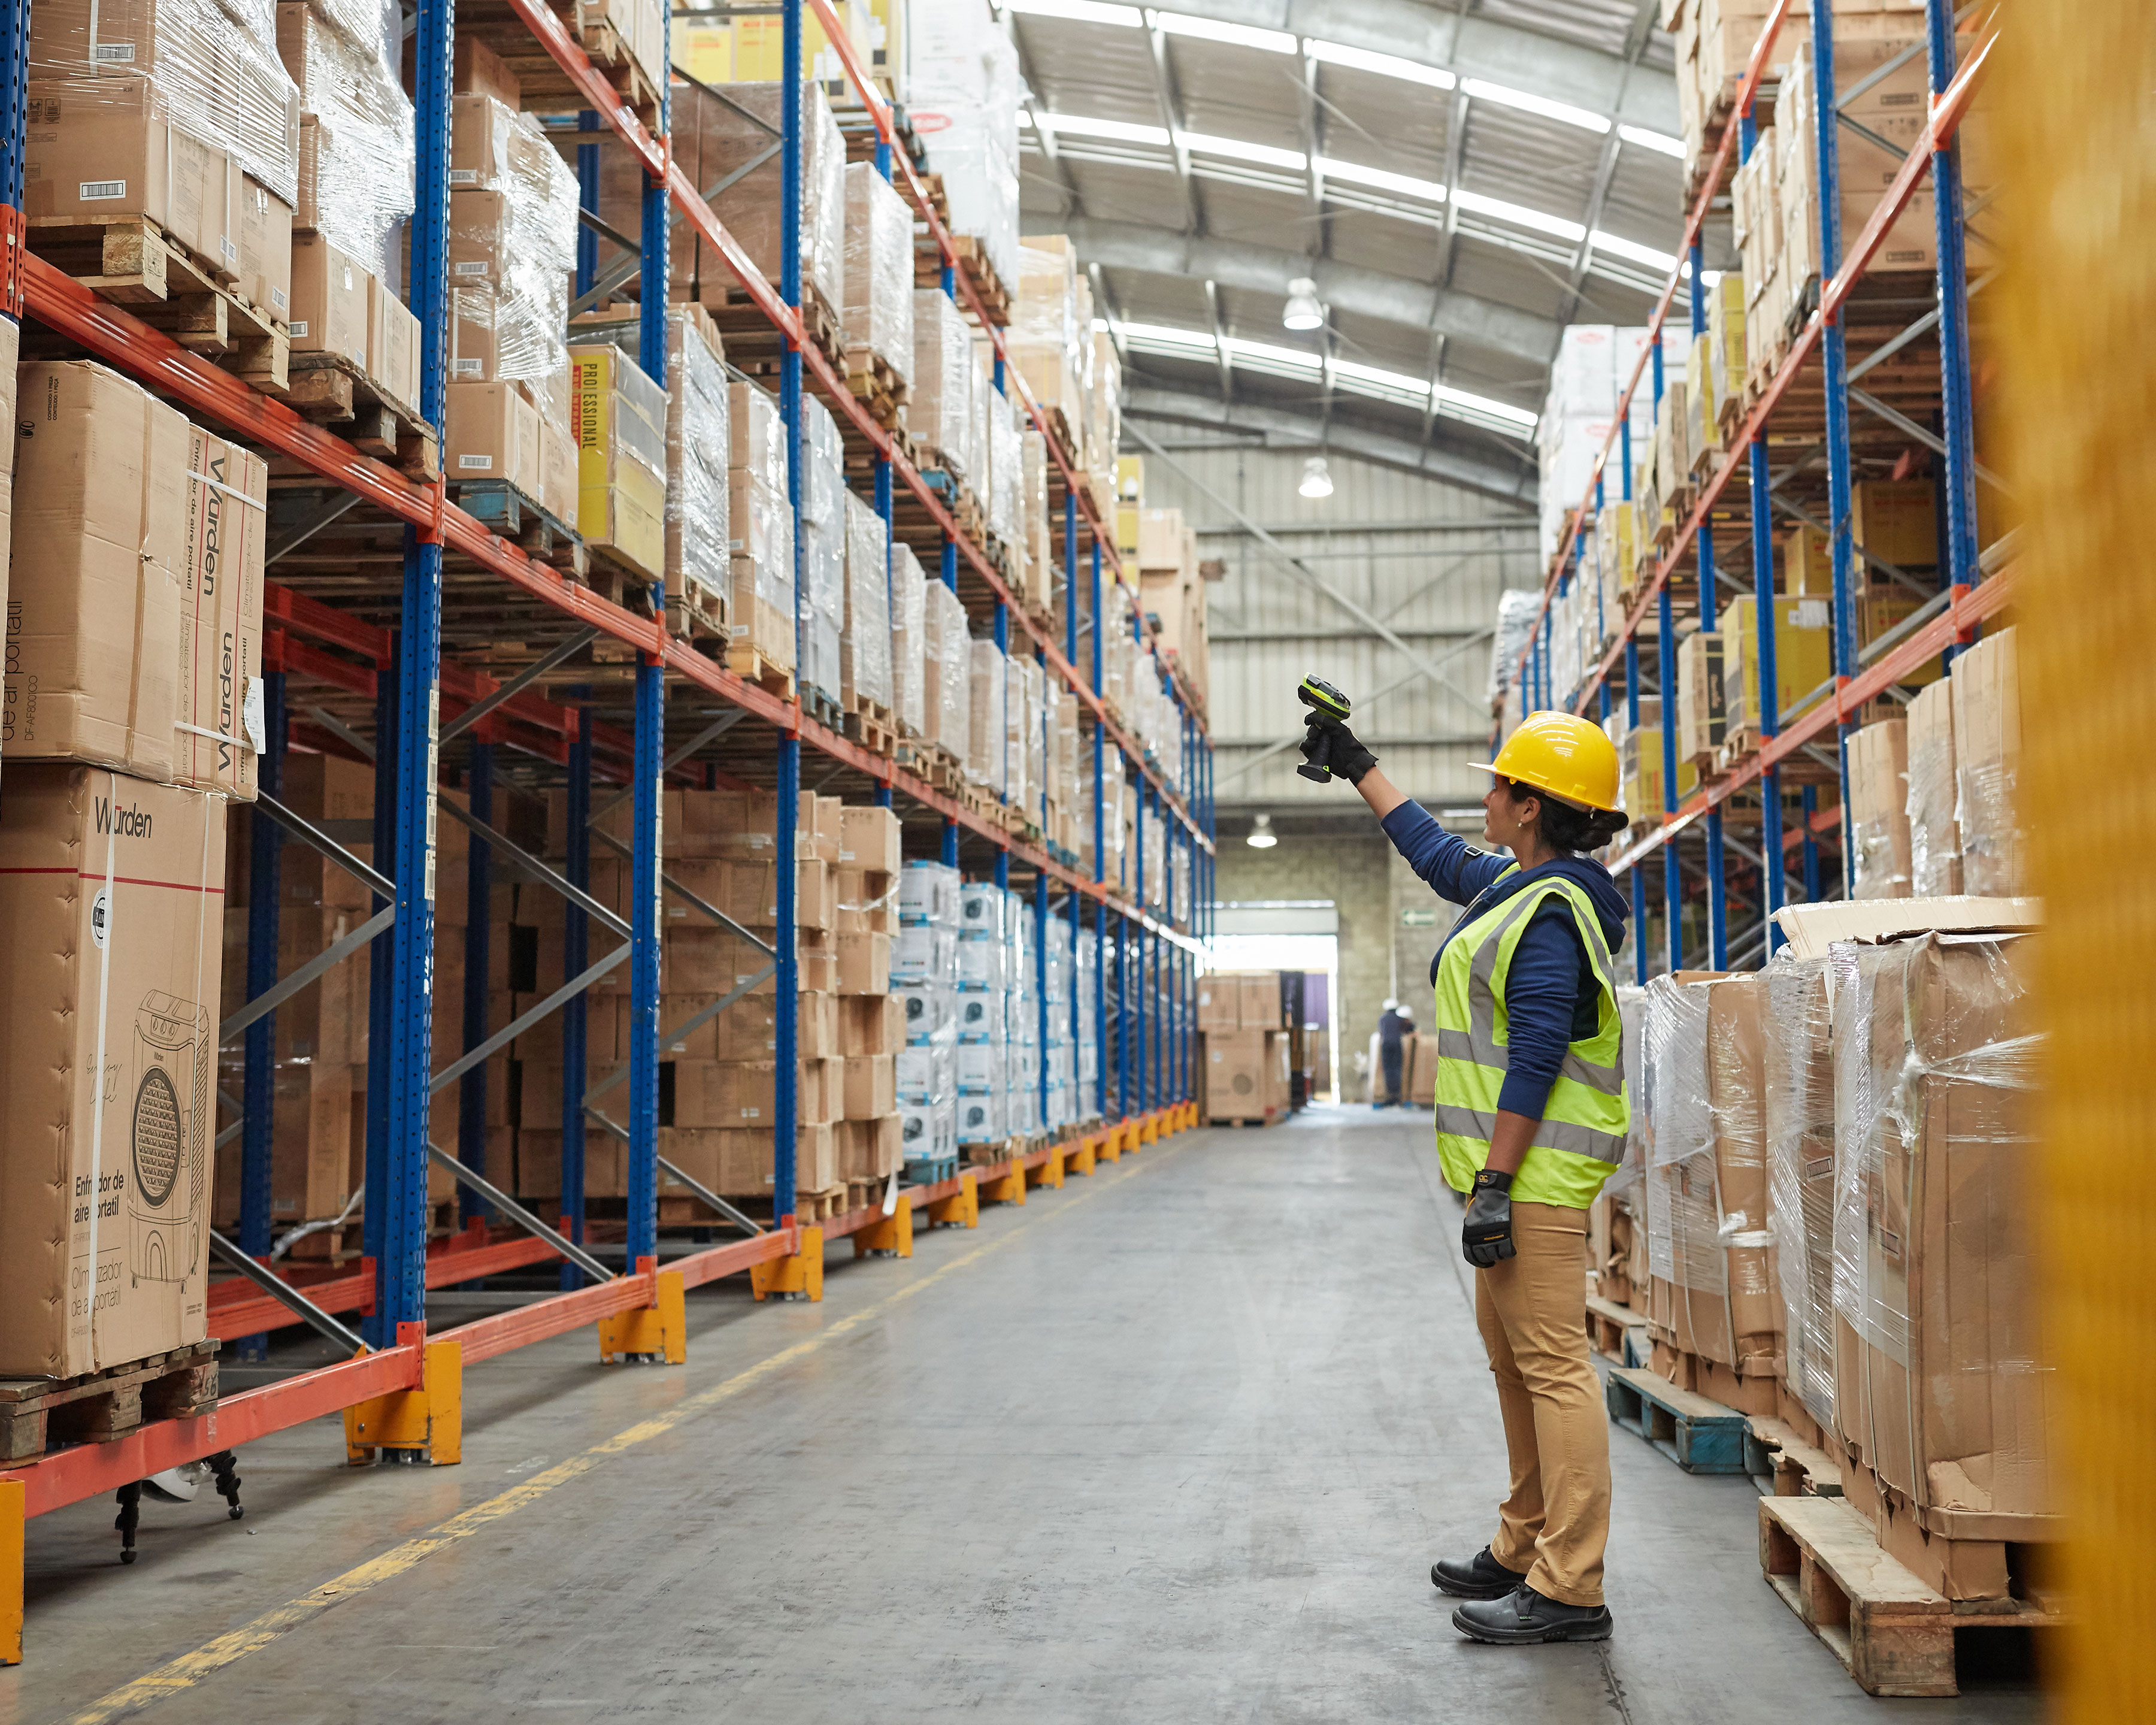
left=1006, top=0, right=1144, bottom=23
left=1281, top=276, right=1324, bottom=331
left=1298, top=457, right=1334, bottom=500
left=1183, top=131, right=1308, bottom=171
left=1436, top=382, right=1539, bottom=429
left=1304, top=38, right=1455, bottom=89
left=1036, top=111, right=1171, bottom=146
left=1331, top=356, right=1430, bottom=397
left=1118, top=319, right=1220, bottom=351
left=1246, top=813, right=1279, bottom=848
left=1147, top=7, right=1296, bottom=52
left=1591, top=229, right=1681, bottom=272
left=1461, top=77, right=1610, bottom=135
left=1618, top=123, right=1686, bottom=158
left=1451, top=186, right=1586, bottom=241
left=1316, top=156, right=1446, bottom=203
left=1225, top=336, right=1323, bottom=372
left=1091, top=316, right=1110, bottom=331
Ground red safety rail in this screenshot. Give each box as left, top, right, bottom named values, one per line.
left=204, top=1227, right=573, bottom=1339
left=0, top=1344, right=422, bottom=1519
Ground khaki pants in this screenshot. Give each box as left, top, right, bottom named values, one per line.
left=1473, top=1200, right=1611, bottom=1608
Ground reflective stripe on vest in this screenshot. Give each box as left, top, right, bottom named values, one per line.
left=1430, top=869, right=1628, bottom=1210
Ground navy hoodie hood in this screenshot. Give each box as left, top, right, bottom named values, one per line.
left=1429, top=852, right=1630, bottom=983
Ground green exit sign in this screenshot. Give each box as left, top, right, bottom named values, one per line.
left=1401, top=907, right=1439, bottom=928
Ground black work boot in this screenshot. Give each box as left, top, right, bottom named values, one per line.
left=1429, top=1545, right=1529, bottom=1600
left=1452, top=1584, right=1614, bottom=1644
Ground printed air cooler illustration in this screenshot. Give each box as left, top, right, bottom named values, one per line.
left=128, top=990, right=210, bottom=1284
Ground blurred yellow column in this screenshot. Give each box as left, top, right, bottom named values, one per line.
left=1995, top=4, right=2156, bottom=1716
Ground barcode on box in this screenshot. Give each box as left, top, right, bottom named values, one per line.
left=450, top=169, right=476, bottom=184
left=92, top=42, right=134, bottom=59
left=78, top=179, right=125, bottom=200
left=289, top=320, right=308, bottom=337
left=458, top=455, right=493, bottom=470
left=453, top=261, right=488, bottom=276
left=452, top=359, right=481, bottom=376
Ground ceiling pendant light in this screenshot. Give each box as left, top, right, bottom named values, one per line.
left=1282, top=276, right=1324, bottom=331
left=1298, top=456, right=1334, bottom=500
left=1246, top=813, right=1278, bottom=848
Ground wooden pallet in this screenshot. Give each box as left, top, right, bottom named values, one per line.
left=705, top=280, right=847, bottom=376
left=1758, top=1496, right=2066, bottom=1697
left=1744, top=1415, right=1845, bottom=1499
left=573, top=13, right=666, bottom=135
left=728, top=641, right=796, bottom=701
left=446, top=480, right=588, bottom=579
left=0, top=1340, right=220, bottom=1462
left=843, top=348, right=910, bottom=429
left=286, top=353, right=438, bottom=481
left=803, top=685, right=844, bottom=733
left=667, top=577, right=729, bottom=649
left=1603, top=1366, right=1749, bottom=1474
left=946, top=234, right=1012, bottom=326
left=28, top=215, right=289, bottom=396
left=915, top=467, right=986, bottom=544
left=1208, top=1111, right=1282, bottom=1128
left=844, top=697, right=897, bottom=758
left=792, top=1182, right=849, bottom=1223
left=1585, top=1291, right=1646, bottom=1364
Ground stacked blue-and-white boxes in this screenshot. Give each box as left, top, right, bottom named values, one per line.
left=1076, top=929, right=1100, bottom=1120
left=1005, top=891, right=1040, bottom=1138
left=955, top=883, right=1007, bottom=1146
left=895, top=860, right=960, bottom=1168
left=1043, top=915, right=1074, bottom=1130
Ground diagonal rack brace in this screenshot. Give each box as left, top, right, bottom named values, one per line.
left=440, top=628, right=601, bottom=746
left=220, top=904, right=395, bottom=1046
left=435, top=794, right=631, bottom=939
left=208, top=1230, right=368, bottom=1352
left=430, top=946, right=629, bottom=1095
left=423, top=1143, right=616, bottom=1283
left=590, top=828, right=776, bottom=957
left=586, top=963, right=778, bottom=1102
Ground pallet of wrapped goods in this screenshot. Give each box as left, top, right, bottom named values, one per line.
left=841, top=161, right=913, bottom=422
left=967, top=637, right=1007, bottom=807
left=889, top=542, right=929, bottom=745
left=1947, top=625, right=2027, bottom=896
left=726, top=376, right=797, bottom=695
left=1903, top=678, right=1960, bottom=895
left=569, top=342, right=668, bottom=594
left=659, top=305, right=732, bottom=645
left=1009, top=238, right=1087, bottom=454
left=1763, top=955, right=1836, bottom=1450
left=797, top=394, right=847, bottom=723
left=1020, top=429, right=1054, bottom=627
left=840, top=492, right=894, bottom=752
left=910, top=287, right=976, bottom=488
left=1717, top=592, right=1833, bottom=764
left=907, top=0, right=1018, bottom=320
left=1846, top=718, right=1912, bottom=900
left=1674, top=629, right=1724, bottom=768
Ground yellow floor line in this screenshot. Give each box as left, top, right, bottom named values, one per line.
left=61, top=1144, right=1183, bottom=1724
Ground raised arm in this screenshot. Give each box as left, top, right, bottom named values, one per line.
left=1308, top=720, right=1510, bottom=908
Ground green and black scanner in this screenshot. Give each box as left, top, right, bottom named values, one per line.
left=1295, top=676, right=1353, bottom=782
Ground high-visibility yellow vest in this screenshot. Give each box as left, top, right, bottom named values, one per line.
left=1431, top=870, right=1628, bottom=1209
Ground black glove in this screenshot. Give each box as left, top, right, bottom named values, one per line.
left=1304, top=713, right=1379, bottom=785
left=1462, top=1168, right=1516, bottom=1269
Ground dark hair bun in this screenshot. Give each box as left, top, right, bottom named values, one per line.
left=1537, top=795, right=1630, bottom=855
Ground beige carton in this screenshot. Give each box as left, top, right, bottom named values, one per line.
left=0, top=766, right=227, bottom=1378
left=6, top=361, right=189, bottom=780
left=176, top=422, right=268, bottom=799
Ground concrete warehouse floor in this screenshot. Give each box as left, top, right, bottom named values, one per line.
left=8, top=1110, right=2045, bottom=1724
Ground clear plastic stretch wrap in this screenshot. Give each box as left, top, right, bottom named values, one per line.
left=32, top=0, right=302, bottom=204
left=1642, top=972, right=1778, bottom=1373
left=1010, top=240, right=1082, bottom=419
left=1612, top=983, right=1649, bottom=1197
left=988, top=382, right=1022, bottom=550
left=841, top=161, right=914, bottom=389
left=728, top=377, right=795, bottom=658
left=665, top=309, right=730, bottom=604
left=1488, top=589, right=1542, bottom=707
left=890, top=542, right=928, bottom=739
left=967, top=637, right=1006, bottom=795
left=1826, top=933, right=2053, bottom=1521
left=1090, top=329, right=1121, bottom=472
left=1948, top=624, right=2027, bottom=896
left=928, top=579, right=971, bottom=758
left=840, top=490, right=892, bottom=714
left=1765, top=954, right=1837, bottom=1436
left=447, top=126, right=577, bottom=413
left=277, top=1, right=413, bottom=280
left=905, top=0, right=1020, bottom=290
left=672, top=79, right=843, bottom=315
left=1847, top=718, right=1912, bottom=901
left=798, top=395, right=846, bottom=704
left=911, top=289, right=975, bottom=480
left=1904, top=678, right=1961, bottom=896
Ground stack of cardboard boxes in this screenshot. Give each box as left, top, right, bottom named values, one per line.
left=726, top=373, right=797, bottom=680
left=1134, top=506, right=1212, bottom=713
left=1197, top=973, right=1290, bottom=1125
left=0, top=359, right=270, bottom=1378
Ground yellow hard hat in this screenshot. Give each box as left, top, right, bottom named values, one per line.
left=1471, top=710, right=1622, bottom=812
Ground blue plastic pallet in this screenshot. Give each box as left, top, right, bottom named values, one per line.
left=901, top=1156, right=959, bottom=1187
left=1604, top=1367, right=1749, bottom=1474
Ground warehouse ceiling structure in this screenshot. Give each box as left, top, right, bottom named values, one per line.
left=1004, top=0, right=1687, bottom=503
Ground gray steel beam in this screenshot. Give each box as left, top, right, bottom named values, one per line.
left=1066, top=217, right=1555, bottom=368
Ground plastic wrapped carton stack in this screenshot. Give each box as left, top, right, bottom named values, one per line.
left=569, top=342, right=669, bottom=583
left=967, top=636, right=1007, bottom=800
left=799, top=395, right=847, bottom=710
left=840, top=490, right=893, bottom=722
left=911, top=288, right=976, bottom=483
left=904, top=0, right=1019, bottom=297
left=890, top=543, right=929, bottom=742
left=664, top=308, right=731, bottom=624
left=895, top=861, right=961, bottom=1169
left=841, top=161, right=915, bottom=400
left=1010, top=239, right=1087, bottom=443
left=0, top=356, right=279, bottom=1376
left=726, top=375, right=796, bottom=679
left=832, top=806, right=901, bottom=1188
left=1088, top=329, right=1122, bottom=519
left=1076, top=928, right=1100, bottom=1118
left=924, top=577, right=972, bottom=763
left=1136, top=506, right=1211, bottom=710
left=1538, top=326, right=1683, bottom=566
left=1043, top=915, right=1076, bottom=1130
left=953, top=883, right=1008, bottom=1150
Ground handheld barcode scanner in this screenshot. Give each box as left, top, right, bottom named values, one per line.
left=1295, top=676, right=1353, bottom=782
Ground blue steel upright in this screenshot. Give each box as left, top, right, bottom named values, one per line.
left=1809, top=0, right=1860, bottom=898
left=772, top=0, right=805, bottom=1220
left=239, top=671, right=286, bottom=1357
left=1924, top=0, right=1981, bottom=643
left=0, top=0, right=25, bottom=216
left=576, top=111, right=601, bottom=295
left=1091, top=538, right=1107, bottom=1119
left=376, top=0, right=453, bottom=1339
left=458, top=742, right=493, bottom=1222
left=560, top=698, right=592, bottom=1287
left=625, top=59, right=671, bottom=1271
left=1741, top=109, right=1786, bottom=954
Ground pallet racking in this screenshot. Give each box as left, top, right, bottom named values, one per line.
left=1505, top=0, right=1999, bottom=977
left=0, top=0, right=1215, bottom=1655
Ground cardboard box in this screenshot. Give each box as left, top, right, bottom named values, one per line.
left=837, top=804, right=901, bottom=874
left=289, top=233, right=369, bottom=367
left=1764, top=957, right=1837, bottom=1436
left=1948, top=627, right=2026, bottom=897
left=367, top=274, right=421, bottom=419
left=1236, top=973, right=1279, bottom=1031
left=1846, top=718, right=1912, bottom=900
left=838, top=994, right=901, bottom=1057
left=1197, top=977, right=1238, bottom=1033
left=540, top=414, right=578, bottom=524
left=1203, top=1030, right=1271, bottom=1120
left=1829, top=933, right=2057, bottom=1560
left=835, top=931, right=890, bottom=995
left=6, top=361, right=188, bottom=781
left=175, top=421, right=268, bottom=799
left=0, top=767, right=228, bottom=1377
left=1718, top=594, right=1834, bottom=736
left=444, top=380, right=541, bottom=497
left=571, top=343, right=668, bottom=583
left=1904, top=677, right=1960, bottom=896
left=1852, top=478, right=1938, bottom=574
left=23, top=79, right=231, bottom=276
left=1675, top=629, right=1725, bottom=763
left=843, top=1054, right=894, bottom=1120
left=237, top=174, right=293, bottom=323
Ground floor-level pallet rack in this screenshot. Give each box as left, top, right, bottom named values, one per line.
left=0, top=0, right=1216, bottom=1659
left=1509, top=0, right=1998, bottom=977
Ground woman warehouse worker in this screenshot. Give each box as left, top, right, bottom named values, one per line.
left=1301, top=706, right=1630, bottom=1645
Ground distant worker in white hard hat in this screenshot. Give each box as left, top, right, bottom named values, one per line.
left=1302, top=705, right=1631, bottom=1645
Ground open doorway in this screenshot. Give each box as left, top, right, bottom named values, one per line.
left=1209, top=903, right=1340, bottom=1103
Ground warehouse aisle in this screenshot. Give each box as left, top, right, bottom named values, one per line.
left=10, top=1112, right=2041, bottom=1724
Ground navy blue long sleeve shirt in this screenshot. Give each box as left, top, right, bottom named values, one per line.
left=1380, top=800, right=1629, bottom=1119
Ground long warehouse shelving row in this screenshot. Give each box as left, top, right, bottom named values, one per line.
left=1502, top=0, right=1999, bottom=979
left=0, top=0, right=1216, bottom=1654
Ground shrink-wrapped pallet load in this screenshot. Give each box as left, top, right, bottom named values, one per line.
left=1764, top=955, right=1836, bottom=1437
left=1949, top=625, right=2028, bottom=896
left=1846, top=717, right=1912, bottom=900
left=925, top=579, right=971, bottom=761
left=910, top=288, right=975, bottom=482
left=1904, top=676, right=1961, bottom=895
left=890, top=543, right=929, bottom=740
left=728, top=376, right=795, bottom=677
left=904, top=0, right=1020, bottom=293
left=840, top=491, right=892, bottom=720
left=798, top=394, right=846, bottom=708
left=841, top=161, right=915, bottom=395
left=967, top=638, right=1006, bottom=798
left=665, top=307, right=731, bottom=621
